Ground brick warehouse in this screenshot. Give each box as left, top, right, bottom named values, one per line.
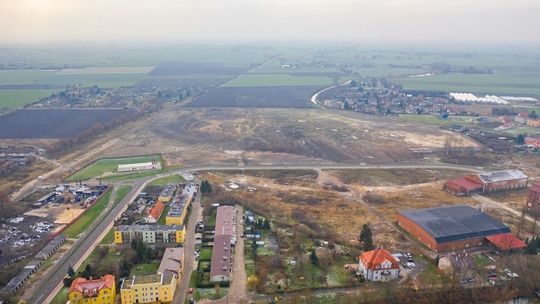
left=397, top=205, right=511, bottom=252
left=526, top=181, right=540, bottom=214
left=444, top=169, right=528, bottom=196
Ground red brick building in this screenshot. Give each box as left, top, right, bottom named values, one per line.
left=397, top=205, right=512, bottom=252
left=526, top=182, right=540, bottom=214
left=444, top=170, right=528, bottom=196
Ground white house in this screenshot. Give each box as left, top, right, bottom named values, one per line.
left=358, top=249, right=400, bottom=281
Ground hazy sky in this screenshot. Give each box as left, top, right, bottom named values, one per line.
left=1, top=0, right=539, bottom=46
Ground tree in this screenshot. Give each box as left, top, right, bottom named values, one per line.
left=63, top=277, right=74, bottom=287
left=67, top=266, right=75, bottom=278
left=200, top=180, right=212, bottom=194
left=247, top=275, right=259, bottom=290
left=119, top=259, right=130, bottom=278
left=526, top=237, right=538, bottom=255
left=310, top=249, right=318, bottom=266
left=359, top=223, right=374, bottom=251
left=343, top=101, right=352, bottom=110
left=81, top=264, right=93, bottom=279
left=516, top=134, right=526, bottom=144
left=529, top=111, right=538, bottom=119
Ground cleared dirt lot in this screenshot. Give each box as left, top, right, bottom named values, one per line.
left=96, top=107, right=479, bottom=166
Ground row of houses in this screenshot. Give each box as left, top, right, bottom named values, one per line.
left=210, top=205, right=237, bottom=282
left=165, top=184, right=196, bottom=225
left=114, top=224, right=185, bottom=244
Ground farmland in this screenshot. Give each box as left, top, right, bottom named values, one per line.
left=395, top=73, right=540, bottom=96
left=221, top=73, right=334, bottom=87
left=0, top=89, right=57, bottom=109
left=66, top=154, right=163, bottom=181
left=0, top=108, right=138, bottom=139
left=189, top=86, right=321, bottom=108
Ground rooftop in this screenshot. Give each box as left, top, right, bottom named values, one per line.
left=446, top=177, right=483, bottom=191
left=486, top=233, right=527, bottom=250
left=215, top=205, right=235, bottom=237
left=399, top=205, right=510, bottom=243
left=210, top=234, right=233, bottom=278
left=116, top=224, right=184, bottom=232
left=69, top=275, right=115, bottom=296
left=359, top=249, right=399, bottom=270
left=133, top=273, right=162, bottom=285
left=159, top=183, right=177, bottom=198
left=158, top=247, right=184, bottom=275
left=477, top=169, right=527, bottom=184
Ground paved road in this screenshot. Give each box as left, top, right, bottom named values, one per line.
left=23, top=162, right=482, bottom=304
left=173, top=193, right=202, bottom=304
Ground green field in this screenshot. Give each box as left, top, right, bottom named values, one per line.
left=37, top=73, right=145, bottom=88
left=64, top=187, right=112, bottom=238
left=0, top=89, right=58, bottom=109
left=0, top=70, right=55, bottom=84
left=222, top=73, right=334, bottom=87
left=55, top=66, right=153, bottom=75
left=150, top=174, right=185, bottom=186
left=398, top=114, right=480, bottom=127
left=66, top=155, right=162, bottom=182
left=395, top=73, right=540, bottom=96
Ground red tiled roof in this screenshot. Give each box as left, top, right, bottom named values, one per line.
left=486, top=233, right=526, bottom=250
left=359, top=249, right=399, bottom=271
left=69, top=274, right=115, bottom=296
left=530, top=181, right=540, bottom=194
left=445, top=177, right=484, bottom=191
left=148, top=201, right=165, bottom=220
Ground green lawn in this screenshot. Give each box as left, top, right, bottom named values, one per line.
left=100, top=228, right=115, bottom=245
left=150, top=174, right=185, bottom=186
left=0, top=89, right=58, bottom=109
left=64, top=188, right=112, bottom=238
left=158, top=205, right=171, bottom=225
left=207, top=208, right=217, bottom=227
left=49, top=287, right=68, bottom=304
left=131, top=262, right=160, bottom=276
left=66, top=155, right=162, bottom=182
left=199, top=247, right=212, bottom=261
left=114, top=185, right=132, bottom=208
left=221, top=73, right=334, bottom=87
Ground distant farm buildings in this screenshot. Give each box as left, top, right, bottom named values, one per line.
left=397, top=205, right=524, bottom=252
left=358, top=249, right=400, bottom=281
left=117, top=162, right=160, bottom=173
left=444, top=169, right=528, bottom=196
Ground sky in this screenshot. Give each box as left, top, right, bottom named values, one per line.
left=1, top=0, right=539, bottom=46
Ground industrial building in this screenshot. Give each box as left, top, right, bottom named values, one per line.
left=68, top=274, right=116, bottom=304
left=526, top=181, right=540, bottom=213
left=0, top=260, right=42, bottom=296
left=397, top=205, right=514, bottom=252
left=120, top=272, right=176, bottom=304
left=444, top=169, right=528, bottom=196
left=114, top=224, right=185, bottom=244
left=210, top=205, right=237, bottom=282
left=35, top=234, right=66, bottom=260
left=117, top=162, right=160, bottom=173
left=158, top=183, right=177, bottom=203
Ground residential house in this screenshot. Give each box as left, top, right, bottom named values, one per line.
left=68, top=274, right=116, bottom=304
left=358, top=249, right=400, bottom=281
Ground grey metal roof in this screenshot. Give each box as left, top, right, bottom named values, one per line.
left=116, top=224, right=184, bottom=232
left=399, top=205, right=510, bottom=243
left=477, top=169, right=527, bottom=184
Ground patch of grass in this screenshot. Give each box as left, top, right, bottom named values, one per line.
left=131, top=262, right=160, bottom=276
left=199, top=247, right=212, bottom=261
left=49, top=287, right=68, bottom=304
left=66, top=155, right=162, bottom=182
left=65, top=187, right=112, bottom=238
left=158, top=205, right=171, bottom=225
left=150, top=174, right=185, bottom=186
left=207, top=208, right=217, bottom=227
left=100, top=228, right=114, bottom=245
left=398, top=114, right=479, bottom=127
left=474, top=254, right=492, bottom=268
left=0, top=89, right=58, bottom=109
left=114, top=185, right=132, bottom=208
left=222, top=73, right=333, bottom=87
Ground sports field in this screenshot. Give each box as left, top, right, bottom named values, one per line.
left=66, top=155, right=163, bottom=181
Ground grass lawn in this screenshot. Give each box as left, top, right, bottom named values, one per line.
left=158, top=205, right=171, bottom=225
left=66, top=155, right=162, bottom=182
left=207, top=208, right=217, bottom=227
left=398, top=114, right=479, bottom=127
left=131, top=262, right=160, bottom=276
left=222, top=73, right=333, bottom=87
left=150, top=174, right=185, bottom=186
left=0, top=89, right=58, bottom=109
left=64, top=188, right=112, bottom=238
left=49, top=287, right=68, bottom=304
left=474, top=254, right=492, bottom=268
left=100, top=228, right=115, bottom=245
left=199, top=247, right=213, bottom=261
left=114, top=185, right=132, bottom=208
